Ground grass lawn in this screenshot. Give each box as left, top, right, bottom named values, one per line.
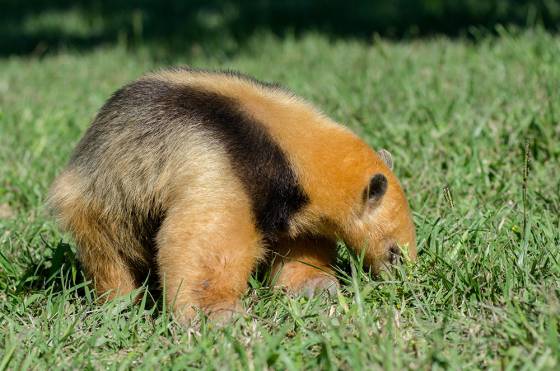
left=1, top=28, right=559, bottom=369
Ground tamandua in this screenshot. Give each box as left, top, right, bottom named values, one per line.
left=48, top=68, right=417, bottom=323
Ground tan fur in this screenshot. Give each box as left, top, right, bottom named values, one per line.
left=49, top=170, right=138, bottom=297
left=49, top=131, right=265, bottom=318
left=271, top=237, right=338, bottom=296
left=49, top=70, right=416, bottom=324
left=155, top=148, right=264, bottom=321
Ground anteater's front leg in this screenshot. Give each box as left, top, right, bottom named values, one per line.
left=271, top=236, right=339, bottom=297
left=156, top=193, right=263, bottom=325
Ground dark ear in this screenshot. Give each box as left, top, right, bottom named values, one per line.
left=365, top=173, right=388, bottom=202
left=378, top=149, right=393, bottom=170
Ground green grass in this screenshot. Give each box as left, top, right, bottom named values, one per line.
left=1, top=27, right=559, bottom=369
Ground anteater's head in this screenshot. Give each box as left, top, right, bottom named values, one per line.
left=335, top=149, right=417, bottom=273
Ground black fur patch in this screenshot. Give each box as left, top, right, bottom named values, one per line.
left=72, top=76, right=309, bottom=239
left=366, top=173, right=388, bottom=201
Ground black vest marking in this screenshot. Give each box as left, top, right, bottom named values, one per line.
left=170, top=83, right=309, bottom=238
left=74, top=76, right=309, bottom=239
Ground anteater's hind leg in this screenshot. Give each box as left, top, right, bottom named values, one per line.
left=271, top=237, right=339, bottom=297
left=156, top=187, right=263, bottom=325
left=49, top=172, right=139, bottom=300
left=64, top=206, right=140, bottom=299
left=72, top=217, right=139, bottom=299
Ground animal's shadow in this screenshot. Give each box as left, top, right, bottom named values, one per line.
left=21, top=239, right=163, bottom=311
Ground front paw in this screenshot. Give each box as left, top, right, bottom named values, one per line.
left=173, top=301, right=245, bottom=327
left=206, top=301, right=246, bottom=324
left=296, top=275, right=339, bottom=298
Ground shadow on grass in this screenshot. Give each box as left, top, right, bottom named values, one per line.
left=19, top=239, right=162, bottom=309
left=19, top=240, right=85, bottom=293
left=2, top=0, right=559, bottom=57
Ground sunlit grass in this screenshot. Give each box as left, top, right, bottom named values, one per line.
left=1, top=27, right=559, bottom=369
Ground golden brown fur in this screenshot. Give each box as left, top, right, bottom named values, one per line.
left=48, top=69, right=416, bottom=324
